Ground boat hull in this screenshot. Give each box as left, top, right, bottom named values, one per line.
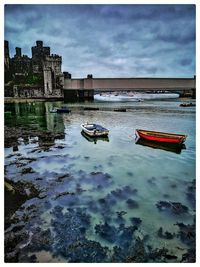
left=136, top=129, right=186, bottom=144
left=81, top=124, right=109, bottom=137
left=135, top=138, right=186, bottom=154
left=81, top=131, right=109, bottom=143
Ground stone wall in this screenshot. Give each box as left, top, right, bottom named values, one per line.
left=13, top=85, right=44, bottom=98
left=4, top=40, right=65, bottom=98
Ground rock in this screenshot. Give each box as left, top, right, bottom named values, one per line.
left=4, top=125, right=65, bottom=149
left=21, top=167, right=35, bottom=175
left=51, top=207, right=91, bottom=256
left=130, top=217, right=142, bottom=226
left=126, top=199, right=139, bottom=209
left=5, top=178, right=40, bottom=229
left=111, top=186, right=137, bottom=200
left=157, top=227, right=174, bottom=239
left=26, top=228, right=53, bottom=252
left=181, top=248, right=195, bottom=262
left=156, top=201, right=188, bottom=214
left=176, top=222, right=195, bottom=247
left=64, top=238, right=109, bottom=262
left=186, top=179, right=195, bottom=209
left=164, top=254, right=178, bottom=260
left=95, top=222, right=117, bottom=243
left=54, top=191, right=75, bottom=200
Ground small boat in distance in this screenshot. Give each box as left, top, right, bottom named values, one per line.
left=50, top=108, right=58, bottom=113
left=81, top=123, right=109, bottom=137
left=56, top=107, right=71, bottom=113
left=135, top=129, right=187, bottom=144
left=50, top=107, right=71, bottom=113
left=180, top=102, right=195, bottom=107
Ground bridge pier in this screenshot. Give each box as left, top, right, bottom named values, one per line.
left=64, top=89, right=94, bottom=102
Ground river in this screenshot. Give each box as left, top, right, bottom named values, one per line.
left=4, top=98, right=196, bottom=263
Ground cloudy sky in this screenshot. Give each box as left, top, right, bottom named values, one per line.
left=5, top=4, right=196, bottom=78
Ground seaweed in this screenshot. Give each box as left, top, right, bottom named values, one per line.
left=65, top=238, right=109, bottom=262
left=186, top=179, right=195, bottom=209
left=130, top=217, right=142, bottom=226
left=156, top=201, right=188, bottom=214
left=126, top=199, right=139, bottom=209
left=111, top=186, right=137, bottom=200
left=95, top=222, right=117, bottom=243
left=51, top=207, right=91, bottom=257
left=176, top=221, right=195, bottom=247
left=157, top=227, right=174, bottom=239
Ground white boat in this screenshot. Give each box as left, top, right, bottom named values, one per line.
left=50, top=108, right=58, bottom=113
left=81, top=123, right=109, bottom=137
left=94, top=93, right=179, bottom=102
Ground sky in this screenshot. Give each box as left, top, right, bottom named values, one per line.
left=4, top=4, right=196, bottom=78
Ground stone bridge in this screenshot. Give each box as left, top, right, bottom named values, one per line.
left=63, top=75, right=196, bottom=100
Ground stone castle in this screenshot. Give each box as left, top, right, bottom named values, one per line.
left=4, top=40, right=71, bottom=98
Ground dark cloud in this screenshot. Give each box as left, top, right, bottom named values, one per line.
left=4, top=4, right=195, bottom=78
left=179, top=58, right=193, bottom=66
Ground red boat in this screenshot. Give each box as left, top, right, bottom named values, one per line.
left=135, top=129, right=187, bottom=144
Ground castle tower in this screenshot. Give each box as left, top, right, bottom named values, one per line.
left=4, top=40, right=10, bottom=70
left=15, top=47, right=22, bottom=57
left=4, top=40, right=11, bottom=82
left=43, top=54, right=63, bottom=95
left=32, top=40, right=50, bottom=74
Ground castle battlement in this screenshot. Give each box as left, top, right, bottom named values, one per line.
left=5, top=40, right=66, bottom=98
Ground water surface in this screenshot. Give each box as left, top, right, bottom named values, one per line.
left=4, top=99, right=196, bottom=262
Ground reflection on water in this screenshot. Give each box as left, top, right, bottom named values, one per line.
left=81, top=131, right=109, bottom=144
left=135, top=138, right=186, bottom=154
left=4, top=100, right=196, bottom=263
left=5, top=102, right=65, bottom=133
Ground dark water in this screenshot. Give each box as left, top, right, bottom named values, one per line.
left=4, top=99, right=196, bottom=262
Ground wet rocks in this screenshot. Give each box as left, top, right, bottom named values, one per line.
left=164, top=254, right=178, bottom=260
left=95, top=222, right=117, bottom=243
left=54, top=191, right=75, bottom=200
left=156, top=201, right=189, bottom=214
left=81, top=171, right=113, bottom=189
left=126, top=199, right=139, bottom=209
left=111, top=237, right=147, bottom=263
left=5, top=125, right=65, bottom=149
left=181, top=248, right=195, bottom=263
left=147, top=247, right=169, bottom=262
left=176, top=221, right=195, bottom=247
left=157, top=227, right=174, bottom=239
left=147, top=177, right=156, bottom=185
left=111, top=186, right=137, bottom=200
left=56, top=173, right=72, bottom=182
left=51, top=207, right=91, bottom=256
left=95, top=222, right=137, bottom=248
left=97, top=194, right=116, bottom=215
left=21, top=167, right=35, bottom=175
left=185, top=179, right=195, bottom=209
left=115, top=211, right=127, bottom=224
left=5, top=178, right=41, bottom=229
left=126, top=171, right=134, bottom=177
left=65, top=239, right=109, bottom=262
left=130, top=217, right=142, bottom=226
left=5, top=230, right=29, bottom=262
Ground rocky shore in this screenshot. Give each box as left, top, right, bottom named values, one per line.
left=5, top=125, right=65, bottom=148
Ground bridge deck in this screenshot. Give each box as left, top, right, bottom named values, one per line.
left=64, top=77, right=195, bottom=91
